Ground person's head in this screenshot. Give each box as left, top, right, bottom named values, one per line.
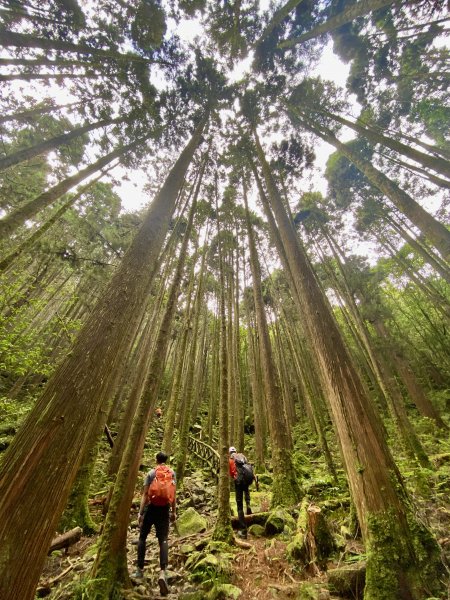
left=156, top=451, right=168, bottom=464
left=229, top=446, right=236, bottom=455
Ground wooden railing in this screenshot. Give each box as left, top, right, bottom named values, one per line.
left=188, top=435, right=220, bottom=480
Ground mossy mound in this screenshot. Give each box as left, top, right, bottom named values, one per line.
left=248, top=524, right=265, bottom=537
left=177, top=507, right=208, bottom=537
left=258, top=473, right=273, bottom=486
left=207, top=583, right=242, bottom=599
left=328, top=561, right=366, bottom=599
left=265, top=508, right=296, bottom=536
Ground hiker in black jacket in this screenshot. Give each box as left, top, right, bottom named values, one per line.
left=229, top=446, right=255, bottom=539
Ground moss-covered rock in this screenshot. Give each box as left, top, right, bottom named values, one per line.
left=328, top=561, right=366, bottom=599
left=296, top=582, right=329, bottom=599
left=248, top=524, right=265, bottom=537
left=180, top=543, right=196, bottom=555
left=265, top=508, right=296, bottom=536
left=189, top=552, right=233, bottom=584
left=207, top=583, right=242, bottom=599
left=177, top=507, right=208, bottom=536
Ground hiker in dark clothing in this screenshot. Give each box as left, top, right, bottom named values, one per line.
left=133, top=451, right=176, bottom=596
left=229, top=446, right=254, bottom=539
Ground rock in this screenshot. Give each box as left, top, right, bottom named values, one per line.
left=166, top=569, right=182, bottom=583
left=180, top=543, right=196, bottom=554
left=248, top=524, right=265, bottom=537
left=207, top=583, right=242, bottom=599
left=327, top=561, right=366, bottom=599
left=176, top=507, right=208, bottom=537
left=265, top=508, right=295, bottom=536
left=136, top=585, right=147, bottom=594
left=297, top=582, right=327, bottom=599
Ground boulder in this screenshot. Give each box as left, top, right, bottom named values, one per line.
left=265, top=508, right=295, bottom=536
left=207, top=583, right=242, bottom=599
left=176, top=507, right=208, bottom=537
left=327, top=561, right=366, bottom=599
left=248, top=524, right=265, bottom=537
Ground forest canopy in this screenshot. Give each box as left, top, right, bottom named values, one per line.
left=0, top=1, right=449, bottom=599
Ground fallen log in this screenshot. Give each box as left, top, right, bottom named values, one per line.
left=48, top=526, right=82, bottom=554
left=230, top=511, right=269, bottom=529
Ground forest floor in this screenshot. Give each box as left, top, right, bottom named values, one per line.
left=35, top=418, right=450, bottom=600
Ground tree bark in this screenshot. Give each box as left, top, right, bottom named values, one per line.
left=289, top=110, right=450, bottom=261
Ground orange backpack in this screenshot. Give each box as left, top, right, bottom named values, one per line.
left=147, top=465, right=176, bottom=506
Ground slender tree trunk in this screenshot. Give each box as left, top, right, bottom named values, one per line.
left=212, top=189, right=234, bottom=543
left=288, top=110, right=450, bottom=261
left=0, top=116, right=122, bottom=171
left=0, top=101, right=80, bottom=124
left=0, top=115, right=207, bottom=600
left=0, top=26, right=171, bottom=66
left=299, top=104, right=450, bottom=181
left=279, top=0, right=412, bottom=48
left=243, top=182, right=302, bottom=507
left=0, top=173, right=107, bottom=272
left=0, top=135, right=148, bottom=238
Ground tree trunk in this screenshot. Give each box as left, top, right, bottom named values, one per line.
left=0, top=174, right=106, bottom=272
left=0, top=135, right=148, bottom=238
left=0, top=116, right=122, bottom=171
left=301, top=104, right=450, bottom=181
left=243, top=182, right=302, bottom=507
left=279, top=0, right=411, bottom=48
left=289, top=110, right=450, bottom=261
left=212, top=190, right=234, bottom=543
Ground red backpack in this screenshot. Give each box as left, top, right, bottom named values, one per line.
left=147, top=465, right=176, bottom=506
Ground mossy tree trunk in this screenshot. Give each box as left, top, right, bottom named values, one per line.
left=175, top=239, right=209, bottom=483
left=0, top=135, right=149, bottom=238
left=90, top=149, right=208, bottom=597
left=212, top=195, right=234, bottom=544
left=243, top=181, right=302, bottom=507
left=245, top=299, right=266, bottom=470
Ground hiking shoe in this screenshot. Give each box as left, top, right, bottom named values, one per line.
left=237, top=530, right=248, bottom=539
left=132, top=567, right=143, bottom=579
left=246, top=506, right=252, bottom=515
left=158, top=570, right=169, bottom=596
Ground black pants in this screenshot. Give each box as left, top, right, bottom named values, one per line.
left=137, top=504, right=170, bottom=570
left=235, top=481, right=251, bottom=531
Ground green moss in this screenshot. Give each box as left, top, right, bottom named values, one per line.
left=207, top=583, right=242, bottom=599
left=265, top=508, right=295, bottom=535
left=365, top=508, right=446, bottom=600
left=177, top=507, right=208, bottom=536
left=248, top=524, right=265, bottom=537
